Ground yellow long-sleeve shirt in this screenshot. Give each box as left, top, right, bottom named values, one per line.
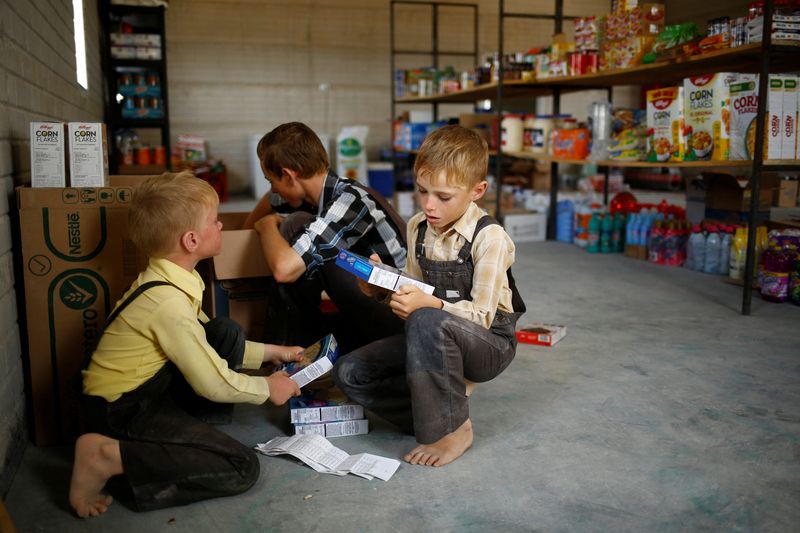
left=82, top=258, right=270, bottom=404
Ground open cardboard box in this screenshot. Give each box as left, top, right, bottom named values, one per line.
left=200, top=212, right=271, bottom=342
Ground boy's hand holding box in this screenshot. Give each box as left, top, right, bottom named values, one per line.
left=335, top=249, right=435, bottom=295
left=279, top=334, right=339, bottom=388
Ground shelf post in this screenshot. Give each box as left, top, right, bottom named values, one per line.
left=742, top=0, right=774, bottom=316
left=494, top=0, right=505, bottom=222
left=547, top=87, right=561, bottom=240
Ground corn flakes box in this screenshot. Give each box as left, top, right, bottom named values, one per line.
left=646, top=86, right=684, bottom=162
left=683, top=73, right=737, bottom=161
left=729, top=75, right=784, bottom=160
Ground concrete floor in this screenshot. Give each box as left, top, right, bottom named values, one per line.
left=5, top=242, right=800, bottom=532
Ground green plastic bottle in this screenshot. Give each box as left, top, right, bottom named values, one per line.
left=612, top=213, right=626, bottom=253
left=587, top=213, right=601, bottom=253
left=600, top=213, right=613, bottom=253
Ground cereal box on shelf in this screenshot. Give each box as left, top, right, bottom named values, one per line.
left=646, top=87, right=684, bottom=162
left=683, top=73, right=737, bottom=161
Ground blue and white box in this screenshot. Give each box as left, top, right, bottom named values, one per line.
left=280, top=334, right=339, bottom=388
left=335, top=250, right=434, bottom=295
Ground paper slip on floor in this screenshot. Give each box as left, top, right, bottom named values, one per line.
left=255, top=434, right=400, bottom=481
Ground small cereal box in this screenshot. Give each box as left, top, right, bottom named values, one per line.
left=30, top=122, right=66, bottom=188
left=683, top=73, right=737, bottom=161
left=646, top=86, right=684, bottom=162
left=780, top=75, right=798, bottom=160
left=516, top=323, right=567, bottom=347
left=68, top=123, right=109, bottom=188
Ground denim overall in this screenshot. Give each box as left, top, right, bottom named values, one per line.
left=333, top=215, right=526, bottom=444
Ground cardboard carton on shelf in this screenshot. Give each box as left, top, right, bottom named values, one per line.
left=17, top=175, right=152, bottom=445
left=773, top=178, right=799, bottom=208
left=701, top=172, right=778, bottom=213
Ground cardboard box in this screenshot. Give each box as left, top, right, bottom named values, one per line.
left=503, top=212, right=547, bottom=243
left=30, top=122, right=66, bottom=188
left=289, top=387, right=364, bottom=424
left=294, top=418, right=369, bottom=438
left=773, top=178, right=799, bottom=208
left=200, top=212, right=271, bottom=340
left=335, top=249, right=434, bottom=295
left=780, top=75, right=798, bottom=159
left=516, top=323, right=567, bottom=346
left=17, top=176, right=149, bottom=444
left=702, top=172, right=777, bottom=212
left=279, top=334, right=339, bottom=389
left=68, top=123, right=109, bottom=188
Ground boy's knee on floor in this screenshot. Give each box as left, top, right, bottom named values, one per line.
left=237, top=449, right=261, bottom=492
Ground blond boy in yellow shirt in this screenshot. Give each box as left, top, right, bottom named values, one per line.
left=70, top=172, right=303, bottom=518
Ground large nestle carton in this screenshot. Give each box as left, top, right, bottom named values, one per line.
left=30, top=122, right=66, bottom=188
left=68, top=123, right=109, bottom=188
left=199, top=212, right=271, bottom=340
left=17, top=175, right=150, bottom=445
left=780, top=75, right=798, bottom=160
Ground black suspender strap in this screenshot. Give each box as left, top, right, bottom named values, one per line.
left=80, top=280, right=173, bottom=371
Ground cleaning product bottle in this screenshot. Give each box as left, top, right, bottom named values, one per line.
left=687, top=224, right=703, bottom=270
left=648, top=220, right=665, bottom=263
left=600, top=212, right=614, bottom=253
left=703, top=224, right=720, bottom=274
left=755, top=225, right=768, bottom=288
left=718, top=225, right=732, bottom=276
left=612, top=213, right=625, bottom=253
left=625, top=213, right=638, bottom=257
left=729, top=225, right=747, bottom=280
left=587, top=212, right=601, bottom=253
left=573, top=203, right=591, bottom=248
left=638, top=211, right=653, bottom=260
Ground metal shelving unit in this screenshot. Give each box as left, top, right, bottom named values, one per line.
left=390, top=0, right=478, bottom=190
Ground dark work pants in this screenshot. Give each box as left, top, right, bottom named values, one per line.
left=80, top=317, right=259, bottom=512
left=267, top=211, right=404, bottom=351
left=332, top=307, right=516, bottom=444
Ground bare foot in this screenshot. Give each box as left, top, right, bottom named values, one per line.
left=404, top=419, right=473, bottom=467
left=69, top=433, right=123, bottom=518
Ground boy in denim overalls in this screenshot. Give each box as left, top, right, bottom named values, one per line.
left=333, top=126, right=525, bottom=467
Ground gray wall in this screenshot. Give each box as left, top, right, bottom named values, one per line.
left=0, top=0, right=103, bottom=494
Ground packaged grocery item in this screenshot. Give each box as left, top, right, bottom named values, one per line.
left=501, top=114, right=523, bottom=152
left=683, top=73, right=737, bottom=161
left=646, top=87, right=684, bottom=162
left=550, top=128, right=590, bottom=160
left=767, top=76, right=784, bottom=160
left=68, top=122, right=109, bottom=187
left=30, top=122, right=66, bottom=188
left=337, top=126, right=369, bottom=185
left=729, top=75, right=784, bottom=160
left=729, top=77, right=759, bottom=160
left=780, top=75, right=798, bottom=159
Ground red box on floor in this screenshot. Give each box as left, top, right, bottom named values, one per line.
left=516, top=323, right=567, bottom=346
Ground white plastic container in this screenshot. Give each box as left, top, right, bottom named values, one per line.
left=501, top=114, right=524, bottom=152
left=522, top=114, right=536, bottom=152
left=529, top=116, right=555, bottom=154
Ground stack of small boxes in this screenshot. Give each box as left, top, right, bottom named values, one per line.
left=30, top=122, right=109, bottom=188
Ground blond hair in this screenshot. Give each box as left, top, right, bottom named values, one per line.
left=257, top=122, right=329, bottom=179
left=129, top=171, right=219, bottom=258
left=414, top=125, right=488, bottom=187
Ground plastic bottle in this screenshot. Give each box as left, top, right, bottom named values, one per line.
left=663, top=221, right=682, bottom=266
left=755, top=226, right=768, bottom=288
left=648, top=220, right=665, bottom=263
left=685, top=224, right=706, bottom=270
left=587, top=212, right=601, bottom=253
left=703, top=224, right=721, bottom=274
left=625, top=213, right=637, bottom=256
left=718, top=225, right=732, bottom=276
left=612, top=213, right=625, bottom=253
left=501, top=114, right=524, bottom=152
left=556, top=200, right=574, bottom=243
left=573, top=203, right=591, bottom=248
left=600, top=213, right=614, bottom=253
left=760, top=248, right=793, bottom=302
left=729, top=226, right=747, bottom=280
left=638, top=211, right=654, bottom=260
